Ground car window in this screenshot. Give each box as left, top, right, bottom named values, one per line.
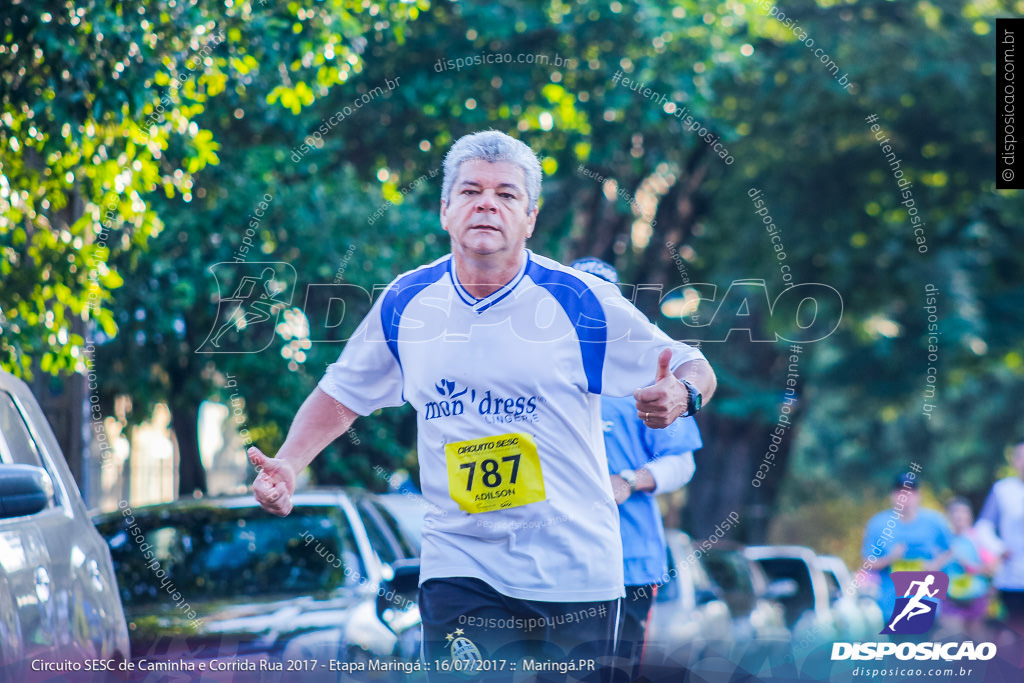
left=0, top=390, right=60, bottom=508
left=704, top=551, right=755, bottom=614
left=822, top=569, right=841, bottom=600
left=0, top=391, right=45, bottom=467
left=709, top=554, right=736, bottom=590
left=370, top=501, right=417, bottom=559
left=359, top=505, right=399, bottom=566
left=98, top=505, right=365, bottom=608
left=375, top=495, right=428, bottom=549
left=756, top=557, right=816, bottom=624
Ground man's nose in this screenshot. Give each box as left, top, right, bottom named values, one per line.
left=474, top=191, right=498, bottom=212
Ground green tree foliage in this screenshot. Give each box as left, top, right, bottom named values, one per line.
left=0, top=0, right=424, bottom=377
left=695, top=0, right=1024, bottom=543
left=6, top=0, right=1023, bottom=538
left=0, top=0, right=426, bottom=494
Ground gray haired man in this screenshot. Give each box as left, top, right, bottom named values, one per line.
left=248, top=130, right=716, bottom=679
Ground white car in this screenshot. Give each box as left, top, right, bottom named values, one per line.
left=645, top=530, right=734, bottom=669
left=818, top=554, right=885, bottom=640
left=743, top=545, right=839, bottom=652
left=0, top=369, right=130, bottom=679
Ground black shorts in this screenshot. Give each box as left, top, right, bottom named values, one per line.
left=1000, top=589, right=1024, bottom=619
left=418, top=577, right=621, bottom=681
left=617, top=585, right=656, bottom=677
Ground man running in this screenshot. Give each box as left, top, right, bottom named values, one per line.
left=247, top=131, right=716, bottom=678
left=862, top=473, right=953, bottom=615
left=976, top=442, right=1024, bottom=636
left=572, top=257, right=703, bottom=677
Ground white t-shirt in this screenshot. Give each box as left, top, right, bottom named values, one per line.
left=977, top=475, right=1024, bottom=590
left=318, top=250, right=706, bottom=602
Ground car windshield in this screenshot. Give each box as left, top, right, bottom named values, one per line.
left=97, top=504, right=363, bottom=608
left=755, top=557, right=815, bottom=625
left=822, top=569, right=842, bottom=599
left=704, top=551, right=755, bottom=614
left=375, top=494, right=430, bottom=548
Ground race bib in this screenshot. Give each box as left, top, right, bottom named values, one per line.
left=891, top=559, right=926, bottom=572
left=445, top=432, right=545, bottom=514
left=949, top=575, right=973, bottom=597
left=948, top=574, right=987, bottom=601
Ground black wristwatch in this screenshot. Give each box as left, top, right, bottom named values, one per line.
left=680, top=379, right=702, bottom=417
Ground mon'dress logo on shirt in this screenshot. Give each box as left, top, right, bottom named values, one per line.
left=425, top=379, right=539, bottom=423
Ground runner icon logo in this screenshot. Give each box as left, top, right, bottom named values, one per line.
left=880, top=571, right=949, bottom=635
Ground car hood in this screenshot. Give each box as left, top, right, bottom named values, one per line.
left=126, top=591, right=369, bottom=657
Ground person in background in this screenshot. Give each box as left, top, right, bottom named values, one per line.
left=976, top=442, right=1024, bottom=638
left=572, top=257, right=704, bottom=678
left=941, top=497, right=998, bottom=640
left=862, top=473, right=954, bottom=617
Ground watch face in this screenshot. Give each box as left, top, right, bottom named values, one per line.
left=620, top=470, right=637, bottom=488
left=683, top=380, right=701, bottom=415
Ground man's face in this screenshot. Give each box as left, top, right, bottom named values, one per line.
left=891, top=486, right=920, bottom=510
left=947, top=503, right=973, bottom=531
left=441, top=159, right=536, bottom=262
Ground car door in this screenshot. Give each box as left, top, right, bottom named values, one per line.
left=0, top=387, right=65, bottom=672
left=0, top=378, right=128, bottom=673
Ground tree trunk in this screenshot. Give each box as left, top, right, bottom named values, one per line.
left=625, top=152, right=803, bottom=545
left=683, top=394, right=802, bottom=544
left=171, top=402, right=207, bottom=497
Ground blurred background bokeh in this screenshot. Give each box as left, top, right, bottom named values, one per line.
left=2, top=0, right=1022, bottom=573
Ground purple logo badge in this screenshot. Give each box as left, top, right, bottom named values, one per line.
left=880, top=571, right=949, bottom=635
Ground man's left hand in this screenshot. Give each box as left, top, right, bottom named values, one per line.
left=609, top=474, right=632, bottom=504
left=634, top=348, right=688, bottom=429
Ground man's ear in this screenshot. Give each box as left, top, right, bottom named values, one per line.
left=440, top=200, right=449, bottom=233
left=525, top=207, right=537, bottom=238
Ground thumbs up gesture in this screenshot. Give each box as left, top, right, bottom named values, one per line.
left=633, top=348, right=689, bottom=428
left=249, top=447, right=297, bottom=516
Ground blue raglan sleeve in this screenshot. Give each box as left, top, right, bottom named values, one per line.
left=318, top=285, right=405, bottom=416
left=595, top=280, right=707, bottom=397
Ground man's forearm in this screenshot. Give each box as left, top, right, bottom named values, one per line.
left=674, top=358, right=717, bottom=405
left=633, top=468, right=657, bottom=493
left=273, top=387, right=358, bottom=473
left=865, top=551, right=901, bottom=571
left=645, top=453, right=696, bottom=493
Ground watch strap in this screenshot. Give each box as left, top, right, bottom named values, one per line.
left=680, top=379, right=702, bottom=417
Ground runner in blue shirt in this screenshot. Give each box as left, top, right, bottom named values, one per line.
left=862, top=473, right=954, bottom=617
left=572, top=258, right=703, bottom=677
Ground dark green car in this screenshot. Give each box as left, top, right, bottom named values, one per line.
left=93, top=489, right=421, bottom=674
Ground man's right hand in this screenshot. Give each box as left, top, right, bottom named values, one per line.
left=249, top=447, right=297, bottom=516
left=889, top=542, right=908, bottom=564
left=609, top=474, right=632, bottom=504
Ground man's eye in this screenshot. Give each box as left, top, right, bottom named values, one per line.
left=500, top=193, right=515, bottom=199
left=462, top=189, right=478, bottom=195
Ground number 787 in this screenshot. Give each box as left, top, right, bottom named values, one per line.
left=461, top=454, right=520, bottom=490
